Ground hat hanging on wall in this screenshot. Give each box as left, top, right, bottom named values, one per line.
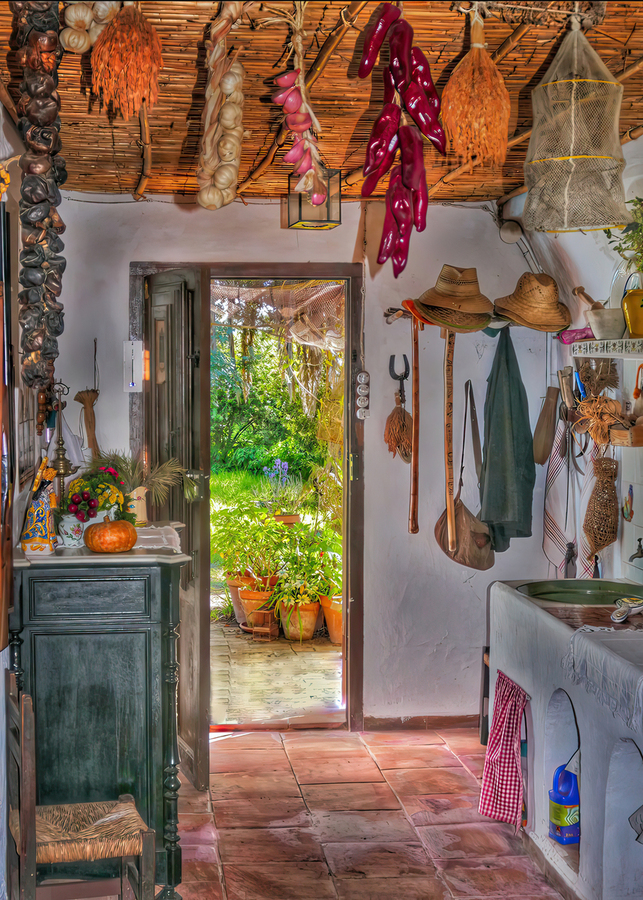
left=494, top=273, right=571, bottom=333
left=402, top=265, right=493, bottom=334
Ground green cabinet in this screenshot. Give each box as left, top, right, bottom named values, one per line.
left=10, top=550, right=189, bottom=898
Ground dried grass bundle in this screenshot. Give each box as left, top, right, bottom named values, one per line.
left=578, top=358, right=618, bottom=397
left=441, top=7, right=510, bottom=167
left=384, top=394, right=413, bottom=460
left=575, top=396, right=629, bottom=445
left=92, top=6, right=163, bottom=121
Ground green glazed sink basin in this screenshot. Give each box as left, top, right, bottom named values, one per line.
left=517, top=580, right=643, bottom=605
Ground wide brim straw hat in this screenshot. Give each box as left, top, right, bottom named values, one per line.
left=402, top=298, right=491, bottom=333
left=494, top=272, right=571, bottom=333
left=416, top=265, right=493, bottom=314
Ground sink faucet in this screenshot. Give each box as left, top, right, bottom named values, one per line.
left=629, top=538, right=643, bottom=563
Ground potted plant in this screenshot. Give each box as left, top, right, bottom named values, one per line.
left=319, top=540, right=343, bottom=645
left=86, top=452, right=197, bottom=525
left=210, top=501, right=257, bottom=624
left=236, top=509, right=287, bottom=628
left=253, top=458, right=306, bottom=525
left=272, top=524, right=328, bottom=642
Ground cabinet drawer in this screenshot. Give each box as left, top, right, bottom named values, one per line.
left=27, top=569, right=153, bottom=620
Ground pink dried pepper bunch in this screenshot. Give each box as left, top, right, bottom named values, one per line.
left=273, top=67, right=327, bottom=206
left=359, top=4, right=445, bottom=277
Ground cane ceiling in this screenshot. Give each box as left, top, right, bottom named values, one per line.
left=1, top=1, right=643, bottom=202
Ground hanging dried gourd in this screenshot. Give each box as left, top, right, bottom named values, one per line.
left=91, top=5, right=163, bottom=120
left=441, top=4, right=510, bottom=167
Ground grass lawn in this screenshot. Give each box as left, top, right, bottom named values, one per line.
left=210, top=469, right=263, bottom=507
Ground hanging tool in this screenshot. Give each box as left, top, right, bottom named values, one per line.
left=389, top=354, right=410, bottom=405
left=409, top=318, right=420, bottom=533
left=443, top=330, right=457, bottom=551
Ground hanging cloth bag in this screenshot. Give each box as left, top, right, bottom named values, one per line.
left=435, top=381, right=494, bottom=570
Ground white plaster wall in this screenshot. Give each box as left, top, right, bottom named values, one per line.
left=55, top=193, right=550, bottom=718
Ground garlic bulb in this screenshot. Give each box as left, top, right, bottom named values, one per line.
left=213, top=163, right=239, bottom=190
left=218, top=133, right=241, bottom=163
left=197, top=185, right=224, bottom=210
left=64, top=2, right=94, bottom=29
left=220, top=69, right=242, bottom=96
left=92, top=1, right=121, bottom=23
left=227, top=90, right=244, bottom=106
left=219, top=102, right=242, bottom=130
left=229, top=61, right=245, bottom=77
left=88, top=20, right=107, bottom=44
left=221, top=186, right=237, bottom=205
left=60, top=26, right=92, bottom=53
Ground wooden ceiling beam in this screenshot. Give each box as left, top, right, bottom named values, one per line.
left=237, top=0, right=369, bottom=194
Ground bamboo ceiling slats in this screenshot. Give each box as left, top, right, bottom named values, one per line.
left=1, top=2, right=643, bottom=200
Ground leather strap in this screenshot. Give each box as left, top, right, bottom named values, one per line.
left=456, top=380, right=482, bottom=498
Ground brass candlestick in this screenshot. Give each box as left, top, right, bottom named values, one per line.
left=51, top=382, right=80, bottom=505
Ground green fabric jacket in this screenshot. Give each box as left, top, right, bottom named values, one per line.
left=479, top=328, right=536, bottom=552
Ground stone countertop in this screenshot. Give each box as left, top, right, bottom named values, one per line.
left=14, top=545, right=191, bottom=568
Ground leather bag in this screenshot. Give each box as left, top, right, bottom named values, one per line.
left=435, top=380, right=494, bottom=570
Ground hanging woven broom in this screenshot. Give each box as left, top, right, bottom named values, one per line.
left=384, top=392, right=413, bottom=463
left=441, top=3, right=510, bottom=168
left=92, top=5, right=163, bottom=121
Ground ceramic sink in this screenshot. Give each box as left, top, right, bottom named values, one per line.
left=517, top=579, right=643, bottom=605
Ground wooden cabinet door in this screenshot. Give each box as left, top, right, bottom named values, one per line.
left=146, top=270, right=210, bottom=790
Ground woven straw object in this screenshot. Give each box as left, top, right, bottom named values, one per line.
left=416, top=265, right=492, bottom=313
left=403, top=299, right=491, bottom=334
left=583, top=456, right=619, bottom=556
left=92, top=6, right=163, bottom=121
left=10, top=797, right=147, bottom=864
left=441, top=5, right=510, bottom=168
left=384, top=393, right=413, bottom=461
left=495, top=273, right=571, bottom=332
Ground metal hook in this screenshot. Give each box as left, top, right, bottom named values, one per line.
left=389, top=354, right=410, bottom=405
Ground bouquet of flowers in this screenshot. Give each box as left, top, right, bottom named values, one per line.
left=63, top=465, right=135, bottom=525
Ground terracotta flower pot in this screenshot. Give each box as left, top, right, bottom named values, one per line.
left=280, top=601, right=320, bottom=642
left=225, top=576, right=246, bottom=625
left=274, top=513, right=301, bottom=527
left=239, top=589, right=277, bottom=629
left=320, top=595, right=343, bottom=644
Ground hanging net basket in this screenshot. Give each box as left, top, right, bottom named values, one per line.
left=523, top=21, right=629, bottom=233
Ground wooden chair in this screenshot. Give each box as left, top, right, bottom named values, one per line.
left=6, top=671, right=156, bottom=900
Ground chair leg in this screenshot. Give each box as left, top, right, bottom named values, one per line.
left=121, top=856, right=135, bottom=900
left=139, top=829, right=156, bottom=900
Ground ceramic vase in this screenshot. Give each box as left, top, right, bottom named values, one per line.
left=127, top=486, right=148, bottom=526
left=57, top=514, right=87, bottom=548
left=21, top=495, right=58, bottom=557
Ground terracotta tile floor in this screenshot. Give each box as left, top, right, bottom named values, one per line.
left=211, top=623, right=344, bottom=726
left=175, top=727, right=564, bottom=900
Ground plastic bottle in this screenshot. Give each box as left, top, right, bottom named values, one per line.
left=549, top=765, right=580, bottom=844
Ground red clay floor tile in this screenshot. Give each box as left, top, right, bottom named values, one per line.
left=209, top=772, right=302, bottom=800
left=224, top=862, right=337, bottom=900
left=323, top=841, right=434, bottom=878
left=417, top=822, right=526, bottom=859
left=212, top=796, right=312, bottom=828
left=209, top=731, right=285, bottom=750
left=180, top=844, right=222, bottom=883
left=289, top=754, right=384, bottom=785
left=360, top=731, right=445, bottom=746
left=334, top=874, right=450, bottom=900
left=368, top=744, right=461, bottom=770
left=400, top=794, right=485, bottom=827
left=208, top=749, right=293, bottom=774
left=301, top=781, right=400, bottom=810
left=217, top=826, right=324, bottom=863
left=384, top=766, right=480, bottom=797
left=309, top=809, right=418, bottom=843
left=177, top=814, right=218, bottom=846
left=174, top=881, right=224, bottom=900
left=436, top=857, right=563, bottom=898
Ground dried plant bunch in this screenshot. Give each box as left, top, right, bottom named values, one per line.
left=578, top=358, right=618, bottom=397
left=92, top=5, right=163, bottom=121
left=575, top=396, right=630, bottom=445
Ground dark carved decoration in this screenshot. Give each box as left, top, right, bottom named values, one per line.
left=11, top=1, right=65, bottom=391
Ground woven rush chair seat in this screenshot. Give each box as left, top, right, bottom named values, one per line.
left=10, top=796, right=148, bottom=865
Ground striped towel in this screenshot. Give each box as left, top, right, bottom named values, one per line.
left=479, top=670, right=530, bottom=829
left=543, top=420, right=577, bottom=575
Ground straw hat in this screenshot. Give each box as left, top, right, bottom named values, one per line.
left=402, top=298, right=491, bottom=334
left=416, top=265, right=493, bottom=314
left=494, top=273, right=571, bottom=333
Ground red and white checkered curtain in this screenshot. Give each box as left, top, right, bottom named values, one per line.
left=479, top=670, right=530, bottom=829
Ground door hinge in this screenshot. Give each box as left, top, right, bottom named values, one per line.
left=187, top=350, right=200, bottom=367
left=349, top=454, right=359, bottom=481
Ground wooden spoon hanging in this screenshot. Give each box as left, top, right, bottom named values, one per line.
left=443, top=330, right=456, bottom=552
left=409, top=316, right=420, bottom=534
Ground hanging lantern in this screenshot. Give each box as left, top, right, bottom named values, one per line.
left=287, top=168, right=341, bottom=230
left=523, top=18, right=630, bottom=233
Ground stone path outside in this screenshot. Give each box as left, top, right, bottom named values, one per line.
left=211, top=622, right=344, bottom=726
left=177, top=726, right=565, bottom=900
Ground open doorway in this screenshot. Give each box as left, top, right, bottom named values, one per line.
left=209, top=277, right=347, bottom=729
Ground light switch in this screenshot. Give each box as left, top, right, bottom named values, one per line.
left=123, top=340, right=143, bottom=393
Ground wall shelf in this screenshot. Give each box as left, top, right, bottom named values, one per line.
left=571, top=338, right=643, bottom=358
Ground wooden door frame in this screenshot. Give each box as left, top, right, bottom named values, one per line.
left=130, top=261, right=364, bottom=732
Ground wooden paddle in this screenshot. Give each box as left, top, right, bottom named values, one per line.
left=409, top=316, right=420, bottom=534
left=443, top=330, right=456, bottom=551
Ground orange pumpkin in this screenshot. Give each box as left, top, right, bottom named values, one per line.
left=84, top=517, right=137, bottom=553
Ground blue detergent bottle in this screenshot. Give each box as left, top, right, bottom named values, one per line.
left=549, top=765, right=580, bottom=844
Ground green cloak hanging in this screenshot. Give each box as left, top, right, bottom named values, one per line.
left=479, top=328, right=535, bottom=552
